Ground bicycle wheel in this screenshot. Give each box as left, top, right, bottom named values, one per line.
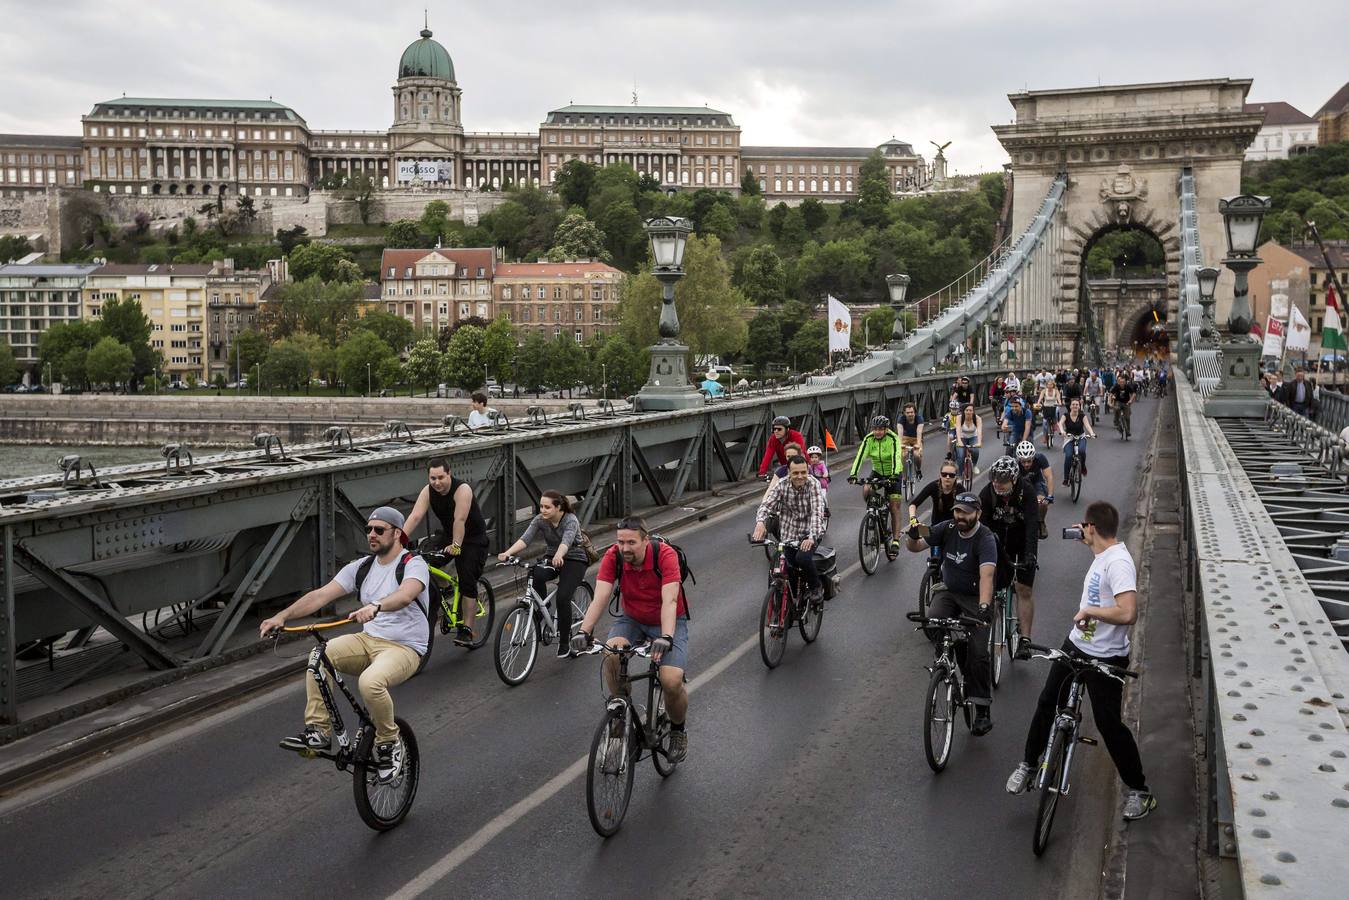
left=460, top=578, right=495, bottom=650
left=961, top=454, right=973, bottom=492
left=1033, top=728, right=1068, bottom=856
left=923, top=665, right=955, bottom=773
left=858, top=512, right=882, bottom=575
left=493, top=603, right=539, bottom=686
left=1002, top=589, right=1019, bottom=668
left=1069, top=458, right=1082, bottom=503
left=990, top=596, right=1005, bottom=689
left=798, top=585, right=824, bottom=643
left=566, top=582, right=593, bottom=646
left=352, top=717, right=420, bottom=832
left=917, top=567, right=934, bottom=618
left=651, top=690, right=679, bottom=778
left=417, top=587, right=438, bottom=675
left=586, top=706, right=636, bottom=837
left=759, top=582, right=789, bottom=669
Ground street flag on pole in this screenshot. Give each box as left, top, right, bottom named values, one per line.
left=1006, top=335, right=1017, bottom=360
left=1323, top=281, right=1347, bottom=352
left=1287, top=305, right=1312, bottom=353
left=824, top=429, right=837, bottom=451
left=1261, top=316, right=1284, bottom=358
left=827, top=295, right=852, bottom=353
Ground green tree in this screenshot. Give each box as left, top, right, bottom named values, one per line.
left=481, top=316, right=516, bottom=382
left=482, top=201, right=535, bottom=260
left=858, top=149, right=892, bottom=227
left=403, top=339, right=443, bottom=396
left=700, top=203, right=737, bottom=241
left=590, top=333, right=646, bottom=396
left=338, top=172, right=377, bottom=225
left=385, top=219, right=425, bottom=249
left=257, top=277, right=363, bottom=343
left=514, top=331, right=551, bottom=395
left=859, top=306, right=898, bottom=348
left=796, top=238, right=871, bottom=302
left=261, top=340, right=311, bottom=391
left=597, top=199, right=647, bottom=271
left=786, top=318, right=829, bottom=371
left=799, top=198, right=829, bottom=235
left=441, top=324, right=486, bottom=391
left=554, top=160, right=597, bottom=209
left=38, top=321, right=100, bottom=382
left=212, top=372, right=227, bottom=392
left=744, top=310, right=783, bottom=374
left=355, top=309, right=416, bottom=354
left=276, top=225, right=309, bottom=255
left=288, top=242, right=357, bottom=282
left=98, top=296, right=157, bottom=384
left=0, top=235, right=33, bottom=263
left=737, top=245, right=787, bottom=306
left=546, top=333, right=588, bottom=396
left=236, top=194, right=258, bottom=226
left=231, top=329, right=271, bottom=378
left=420, top=200, right=451, bottom=243
left=60, top=347, right=90, bottom=390
left=740, top=169, right=762, bottom=195
left=86, top=336, right=135, bottom=388
left=545, top=213, right=611, bottom=262
left=336, top=330, right=397, bottom=394
left=0, top=339, right=17, bottom=385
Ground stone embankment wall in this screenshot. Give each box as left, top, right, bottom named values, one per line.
left=0, top=395, right=584, bottom=447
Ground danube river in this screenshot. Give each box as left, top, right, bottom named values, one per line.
left=2, top=445, right=163, bottom=479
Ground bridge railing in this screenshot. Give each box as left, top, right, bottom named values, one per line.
left=1175, top=371, right=1349, bottom=898
left=1177, top=169, right=1223, bottom=396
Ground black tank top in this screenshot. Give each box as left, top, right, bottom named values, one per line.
left=428, top=477, right=489, bottom=546
left=1063, top=411, right=1086, bottom=437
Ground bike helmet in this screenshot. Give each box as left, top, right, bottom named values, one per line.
left=989, top=456, right=1020, bottom=482
left=870, top=415, right=890, bottom=429
left=1015, top=440, right=1036, bottom=460
left=772, top=415, right=791, bottom=428
left=806, top=445, right=824, bottom=457
left=948, top=400, right=960, bottom=411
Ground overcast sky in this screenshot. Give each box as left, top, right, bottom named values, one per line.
left=1, top=0, right=1342, bottom=174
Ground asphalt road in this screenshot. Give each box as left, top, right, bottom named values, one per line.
left=0, top=396, right=1160, bottom=900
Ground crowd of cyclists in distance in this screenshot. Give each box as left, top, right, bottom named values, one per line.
left=259, top=357, right=1168, bottom=837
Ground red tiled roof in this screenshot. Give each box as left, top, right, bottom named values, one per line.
left=90, top=263, right=213, bottom=276
left=494, top=261, right=623, bottom=277
left=1316, top=81, right=1349, bottom=117
left=1244, top=101, right=1316, bottom=127
left=379, top=248, right=496, bottom=280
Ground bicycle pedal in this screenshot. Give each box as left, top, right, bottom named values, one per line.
left=1078, top=736, right=1098, bottom=745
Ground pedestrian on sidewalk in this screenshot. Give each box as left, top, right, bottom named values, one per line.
left=1005, top=500, right=1157, bottom=820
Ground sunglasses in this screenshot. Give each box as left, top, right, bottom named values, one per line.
left=940, top=472, right=957, bottom=478
left=365, top=525, right=389, bottom=535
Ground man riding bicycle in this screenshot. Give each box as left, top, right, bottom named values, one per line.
left=980, top=457, right=1041, bottom=657
left=905, top=491, right=997, bottom=735
left=403, top=457, right=490, bottom=645
left=1001, top=396, right=1034, bottom=450
left=262, top=506, right=428, bottom=783
left=848, top=415, right=904, bottom=552
left=898, top=402, right=925, bottom=480
left=1107, top=378, right=1136, bottom=439
left=758, top=415, right=807, bottom=478
left=572, top=516, right=690, bottom=764
left=754, top=456, right=829, bottom=603
left=1015, top=440, right=1054, bottom=540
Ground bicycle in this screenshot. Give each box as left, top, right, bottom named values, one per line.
left=917, top=547, right=941, bottom=618
left=750, top=536, right=826, bottom=668
left=576, top=641, right=681, bottom=837
left=1040, top=405, right=1057, bottom=449
left=855, top=476, right=899, bottom=575
left=272, top=618, right=421, bottom=831
left=905, top=611, right=981, bottom=773
left=1064, top=435, right=1088, bottom=503
left=492, top=557, right=594, bottom=686
left=955, top=440, right=977, bottom=492
left=900, top=443, right=919, bottom=501
left=1022, top=643, right=1139, bottom=855
left=1111, top=404, right=1132, bottom=441
left=420, top=545, right=497, bottom=661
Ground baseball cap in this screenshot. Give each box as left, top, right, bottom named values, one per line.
left=952, top=492, right=981, bottom=512
left=368, top=505, right=405, bottom=530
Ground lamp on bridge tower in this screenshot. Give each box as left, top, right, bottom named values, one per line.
left=1205, top=194, right=1273, bottom=417
left=636, top=216, right=703, bottom=411
left=886, top=273, right=911, bottom=346
left=1196, top=265, right=1220, bottom=343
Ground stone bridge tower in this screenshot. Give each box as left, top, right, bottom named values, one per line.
left=994, top=79, right=1263, bottom=361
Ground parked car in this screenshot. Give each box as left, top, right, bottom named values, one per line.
left=4, top=383, right=28, bottom=393
left=26, top=384, right=47, bottom=393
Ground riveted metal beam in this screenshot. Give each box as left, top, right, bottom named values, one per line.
left=629, top=439, right=667, bottom=508
left=0, top=526, right=16, bottom=724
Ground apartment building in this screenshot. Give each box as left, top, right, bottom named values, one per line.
left=85, top=263, right=211, bottom=382
left=378, top=247, right=496, bottom=331
left=206, top=258, right=275, bottom=382
left=493, top=260, right=624, bottom=343
left=0, top=263, right=100, bottom=379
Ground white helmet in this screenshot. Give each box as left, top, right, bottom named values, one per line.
left=948, top=400, right=960, bottom=410
left=806, top=445, right=824, bottom=457
left=1015, top=440, right=1037, bottom=461
left=990, top=456, right=1020, bottom=482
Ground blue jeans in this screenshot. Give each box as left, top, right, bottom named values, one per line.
left=785, top=546, right=821, bottom=589
left=1063, top=438, right=1087, bottom=473
left=955, top=438, right=979, bottom=471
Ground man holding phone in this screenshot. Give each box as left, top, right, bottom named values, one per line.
left=1004, top=501, right=1156, bottom=821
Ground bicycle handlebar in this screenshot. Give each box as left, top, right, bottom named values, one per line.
left=495, top=556, right=556, bottom=572
left=905, top=611, right=984, bottom=630
left=1024, top=643, right=1138, bottom=681
left=273, top=617, right=354, bottom=636
left=747, top=535, right=802, bottom=548
left=576, top=641, right=653, bottom=659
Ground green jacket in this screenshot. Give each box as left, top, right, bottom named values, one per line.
left=850, top=430, right=903, bottom=478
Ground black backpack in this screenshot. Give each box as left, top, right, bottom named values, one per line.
left=606, top=536, right=696, bottom=619
left=353, top=551, right=430, bottom=653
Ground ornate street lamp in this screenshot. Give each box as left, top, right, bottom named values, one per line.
left=886, top=273, right=911, bottom=345
left=636, top=216, right=702, bottom=410
left=1205, top=195, right=1273, bottom=417
left=1196, top=265, right=1220, bottom=342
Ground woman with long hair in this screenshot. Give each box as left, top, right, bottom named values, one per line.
left=497, top=490, right=590, bottom=658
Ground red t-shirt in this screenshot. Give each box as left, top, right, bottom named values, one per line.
left=597, top=541, right=687, bottom=625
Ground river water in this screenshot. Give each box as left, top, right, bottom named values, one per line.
left=1, top=445, right=164, bottom=479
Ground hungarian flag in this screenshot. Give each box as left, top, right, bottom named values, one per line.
left=1324, top=280, right=1347, bottom=352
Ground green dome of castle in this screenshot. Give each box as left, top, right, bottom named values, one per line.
left=399, top=28, right=455, bottom=82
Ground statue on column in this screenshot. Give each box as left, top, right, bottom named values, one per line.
left=929, top=141, right=951, bottom=185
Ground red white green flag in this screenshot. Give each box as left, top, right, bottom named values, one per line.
left=1324, top=280, right=1347, bottom=352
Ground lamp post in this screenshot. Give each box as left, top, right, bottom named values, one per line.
left=366, top=362, right=372, bottom=397
left=1205, top=194, right=1273, bottom=417
left=1195, top=265, right=1220, bottom=343
left=636, top=215, right=702, bottom=411
left=886, top=273, right=911, bottom=347
left=254, top=363, right=261, bottom=397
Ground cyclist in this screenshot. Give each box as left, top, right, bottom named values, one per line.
left=848, top=415, right=904, bottom=552
left=1059, top=397, right=1096, bottom=483
left=753, top=455, right=829, bottom=603
left=758, top=415, right=806, bottom=478
left=1061, top=371, right=1083, bottom=408
left=1006, top=501, right=1156, bottom=820
left=905, top=491, right=997, bottom=736
left=1036, top=377, right=1063, bottom=447
left=1015, top=440, right=1054, bottom=540
left=953, top=403, right=983, bottom=477
left=1004, top=371, right=1022, bottom=397
left=263, top=506, right=427, bottom=782
left=572, top=516, right=690, bottom=763
left=897, top=402, right=925, bottom=480
left=404, top=457, right=490, bottom=645
left=908, top=460, right=961, bottom=529
left=497, top=490, right=591, bottom=659
left=765, top=442, right=806, bottom=491
left=979, top=456, right=1041, bottom=657
left=1107, top=376, right=1136, bottom=439
left=1157, top=363, right=1168, bottom=398
left=1084, top=370, right=1105, bottom=422
left=805, top=445, right=830, bottom=490
left=1001, top=395, right=1034, bottom=450
left=951, top=375, right=974, bottom=410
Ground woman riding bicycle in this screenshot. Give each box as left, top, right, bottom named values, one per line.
left=954, top=404, right=983, bottom=477
left=1058, top=398, right=1096, bottom=484
left=897, top=402, right=925, bottom=480
left=497, top=490, right=591, bottom=659
left=1037, top=379, right=1062, bottom=447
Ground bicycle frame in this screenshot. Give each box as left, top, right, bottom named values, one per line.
left=1035, top=678, right=1084, bottom=795
left=588, top=643, right=665, bottom=755
left=286, top=625, right=371, bottom=766
left=425, top=561, right=466, bottom=627
left=507, top=561, right=565, bottom=642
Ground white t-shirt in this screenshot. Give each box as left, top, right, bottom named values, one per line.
left=335, top=554, right=432, bottom=655
left=467, top=408, right=495, bottom=428
left=1005, top=375, right=1021, bottom=394
left=1069, top=541, right=1136, bottom=657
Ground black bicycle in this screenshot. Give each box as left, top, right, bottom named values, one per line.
left=1064, top=435, right=1088, bottom=503
left=576, top=641, right=681, bottom=837
left=906, top=611, right=981, bottom=773
left=1111, top=403, right=1132, bottom=441
left=750, top=536, right=827, bottom=668
left=273, top=619, right=420, bottom=831
left=916, top=548, right=941, bottom=618
left=856, top=476, right=899, bottom=575
left=1023, top=643, right=1138, bottom=855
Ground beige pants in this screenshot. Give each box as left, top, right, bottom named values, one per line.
left=303, top=631, right=420, bottom=743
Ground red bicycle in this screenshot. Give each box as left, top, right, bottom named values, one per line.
left=750, top=536, right=830, bottom=668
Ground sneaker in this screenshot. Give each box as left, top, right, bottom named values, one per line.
left=280, top=725, right=330, bottom=752
left=1062, top=479, right=1070, bottom=487
left=973, top=466, right=981, bottom=476
left=453, top=625, right=477, bottom=647
left=971, top=708, right=993, bottom=736
left=374, top=739, right=404, bottom=783
left=666, top=729, right=688, bottom=764
left=556, top=644, right=572, bottom=659
left=599, top=722, right=625, bottom=775
left=1081, top=465, right=1088, bottom=476
left=1123, top=790, right=1157, bottom=820
left=1006, top=762, right=1033, bottom=794
left=1038, top=520, right=1049, bottom=540
left=1014, top=638, right=1033, bottom=660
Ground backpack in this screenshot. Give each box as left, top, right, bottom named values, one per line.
left=575, top=528, right=601, bottom=565
left=606, top=536, right=696, bottom=619
left=353, top=551, right=430, bottom=654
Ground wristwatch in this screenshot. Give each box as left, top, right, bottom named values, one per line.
left=371, top=601, right=382, bottom=616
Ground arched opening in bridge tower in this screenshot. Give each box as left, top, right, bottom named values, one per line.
left=1076, top=225, right=1168, bottom=366
left=1126, top=304, right=1171, bottom=360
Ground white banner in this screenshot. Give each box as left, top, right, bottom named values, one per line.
left=396, top=160, right=452, bottom=182
left=827, top=295, right=852, bottom=353
left=1287, top=305, right=1312, bottom=353
left=1271, top=292, right=1290, bottom=319
left=1262, top=315, right=1284, bottom=358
